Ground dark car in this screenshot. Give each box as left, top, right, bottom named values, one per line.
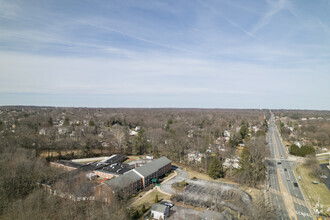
left=284, top=168, right=287, bottom=171
left=277, top=162, right=282, bottom=165
left=293, top=182, right=298, bottom=187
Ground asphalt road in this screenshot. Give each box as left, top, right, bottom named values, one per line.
left=267, top=114, right=314, bottom=220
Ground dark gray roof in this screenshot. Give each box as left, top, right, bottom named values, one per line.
left=134, top=156, right=171, bottom=177
left=103, top=154, right=127, bottom=164
left=80, top=162, right=108, bottom=171
left=151, top=203, right=168, bottom=213
left=96, top=163, right=133, bottom=175
left=104, top=170, right=141, bottom=192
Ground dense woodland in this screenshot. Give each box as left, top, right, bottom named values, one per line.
left=274, top=110, right=330, bottom=151
left=1, top=106, right=328, bottom=219
left=0, top=107, right=269, bottom=161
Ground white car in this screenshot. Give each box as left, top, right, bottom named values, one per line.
left=164, top=202, right=174, bottom=208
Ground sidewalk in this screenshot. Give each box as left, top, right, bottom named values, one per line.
left=129, top=171, right=178, bottom=206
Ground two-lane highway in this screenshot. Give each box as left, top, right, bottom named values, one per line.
left=267, top=113, right=314, bottom=220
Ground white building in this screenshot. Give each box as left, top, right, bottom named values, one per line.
left=223, top=157, right=240, bottom=169
left=151, top=204, right=169, bottom=219
left=224, top=130, right=231, bottom=137
left=129, top=130, right=138, bottom=136
left=187, top=151, right=205, bottom=163
left=294, top=141, right=302, bottom=148
left=39, top=128, right=46, bottom=135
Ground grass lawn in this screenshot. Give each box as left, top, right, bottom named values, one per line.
left=295, top=163, right=330, bottom=214
left=131, top=188, right=170, bottom=212
left=128, top=190, right=149, bottom=205
left=124, top=155, right=145, bottom=163
left=39, top=149, right=103, bottom=158
left=186, top=168, right=238, bottom=185
left=317, top=159, right=329, bottom=164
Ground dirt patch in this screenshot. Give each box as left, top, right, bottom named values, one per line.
left=172, top=180, right=189, bottom=192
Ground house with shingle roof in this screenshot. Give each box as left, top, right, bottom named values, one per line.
left=151, top=203, right=169, bottom=219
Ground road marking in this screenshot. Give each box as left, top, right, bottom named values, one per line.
left=296, top=211, right=313, bottom=218
left=270, top=122, right=315, bottom=219
left=277, top=167, right=297, bottom=220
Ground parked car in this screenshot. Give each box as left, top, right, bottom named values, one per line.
left=164, top=202, right=174, bottom=208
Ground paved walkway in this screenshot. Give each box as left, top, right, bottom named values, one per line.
left=129, top=170, right=179, bottom=206
left=129, top=187, right=157, bottom=207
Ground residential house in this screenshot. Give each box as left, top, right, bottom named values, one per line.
left=39, top=128, right=46, bottom=135
left=129, top=130, right=138, bottom=136
left=224, top=130, right=231, bottom=137
left=187, top=151, right=204, bottom=163
left=294, top=141, right=302, bottom=148
left=223, top=157, right=240, bottom=169
left=151, top=203, right=169, bottom=219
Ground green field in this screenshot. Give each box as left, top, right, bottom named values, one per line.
left=295, top=163, right=330, bottom=216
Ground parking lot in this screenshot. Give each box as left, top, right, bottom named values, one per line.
left=160, top=166, right=252, bottom=214
left=167, top=204, right=203, bottom=220
left=176, top=179, right=252, bottom=213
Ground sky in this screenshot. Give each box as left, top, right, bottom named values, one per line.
left=0, top=0, right=330, bottom=109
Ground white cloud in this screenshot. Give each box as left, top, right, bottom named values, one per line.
left=0, top=0, right=20, bottom=20
left=251, top=0, right=291, bottom=34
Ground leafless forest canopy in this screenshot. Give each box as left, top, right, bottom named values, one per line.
left=0, top=106, right=329, bottom=219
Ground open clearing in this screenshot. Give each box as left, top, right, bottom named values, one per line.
left=39, top=149, right=103, bottom=158
left=173, top=163, right=238, bottom=185
left=295, top=163, right=330, bottom=214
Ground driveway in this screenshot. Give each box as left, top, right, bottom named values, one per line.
left=160, top=166, right=189, bottom=195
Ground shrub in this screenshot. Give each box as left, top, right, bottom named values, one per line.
left=289, top=144, right=315, bottom=157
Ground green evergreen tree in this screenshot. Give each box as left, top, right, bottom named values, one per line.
left=88, top=120, right=95, bottom=126
left=47, top=117, right=53, bottom=126
left=134, top=210, right=139, bottom=218
left=240, top=122, right=248, bottom=140
left=64, top=117, right=70, bottom=126
left=208, top=156, right=223, bottom=179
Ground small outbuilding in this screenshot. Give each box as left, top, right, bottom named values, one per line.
left=151, top=203, right=169, bottom=219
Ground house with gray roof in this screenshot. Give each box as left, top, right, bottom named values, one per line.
left=151, top=203, right=169, bottom=219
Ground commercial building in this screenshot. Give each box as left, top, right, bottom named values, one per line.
left=96, top=156, right=172, bottom=203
